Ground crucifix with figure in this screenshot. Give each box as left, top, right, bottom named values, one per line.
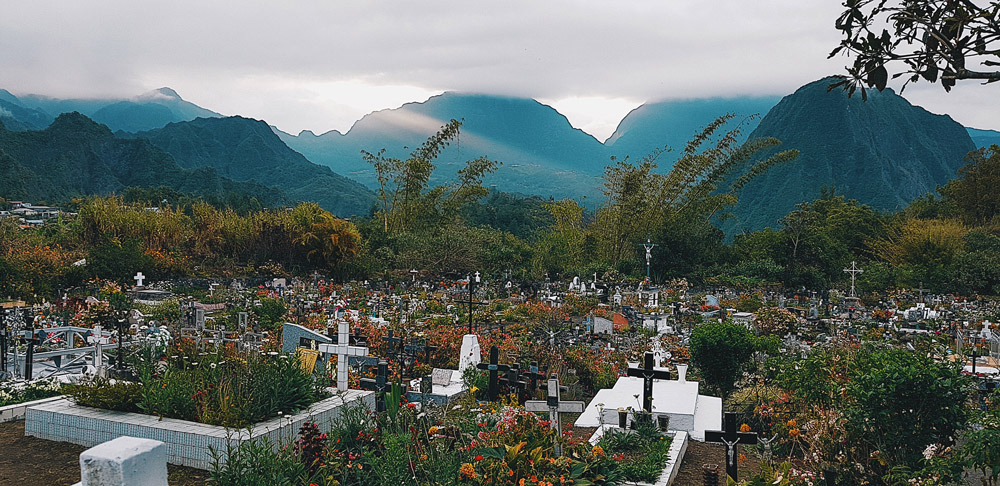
left=640, top=237, right=658, bottom=282
left=525, top=374, right=585, bottom=456
left=318, top=319, right=370, bottom=391
left=626, top=351, right=671, bottom=413
left=705, top=412, right=758, bottom=482
left=477, top=345, right=511, bottom=401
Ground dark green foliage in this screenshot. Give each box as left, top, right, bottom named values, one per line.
left=689, top=321, right=757, bottom=398
left=0, top=113, right=285, bottom=207
left=845, top=348, right=970, bottom=475
left=87, top=237, right=154, bottom=284
left=67, top=380, right=144, bottom=413
left=597, top=420, right=673, bottom=483
left=209, top=436, right=307, bottom=486
left=939, top=145, right=1000, bottom=226
left=253, top=296, right=288, bottom=332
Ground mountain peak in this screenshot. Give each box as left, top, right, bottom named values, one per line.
left=138, top=87, right=183, bottom=102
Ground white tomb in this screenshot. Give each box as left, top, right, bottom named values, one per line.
left=574, top=364, right=721, bottom=441
left=458, top=334, right=481, bottom=372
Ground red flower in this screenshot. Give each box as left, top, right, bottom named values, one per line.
left=475, top=455, right=484, bottom=461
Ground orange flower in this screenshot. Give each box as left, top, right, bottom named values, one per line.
left=459, top=463, right=476, bottom=480
left=739, top=423, right=751, bottom=433
left=789, top=428, right=801, bottom=438
left=786, top=419, right=797, bottom=428
left=591, top=445, right=604, bottom=456
left=738, top=453, right=747, bottom=464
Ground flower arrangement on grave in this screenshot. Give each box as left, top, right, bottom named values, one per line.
left=67, top=343, right=329, bottom=428
left=593, top=414, right=674, bottom=484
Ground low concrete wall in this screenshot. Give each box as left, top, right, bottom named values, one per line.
left=0, top=395, right=66, bottom=423
left=588, top=427, right=689, bottom=486
left=25, top=389, right=373, bottom=470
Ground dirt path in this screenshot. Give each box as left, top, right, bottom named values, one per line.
left=0, top=420, right=209, bottom=486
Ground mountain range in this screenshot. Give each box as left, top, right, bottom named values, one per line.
left=0, top=113, right=282, bottom=206
left=1, top=79, right=996, bottom=231
left=130, top=117, right=374, bottom=216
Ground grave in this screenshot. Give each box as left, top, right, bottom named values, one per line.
left=575, top=363, right=721, bottom=440
left=25, top=389, right=374, bottom=469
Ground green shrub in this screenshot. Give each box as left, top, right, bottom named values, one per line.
left=67, top=380, right=143, bottom=413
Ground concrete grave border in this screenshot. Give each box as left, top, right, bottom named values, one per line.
left=588, top=426, right=688, bottom=486
left=25, top=389, right=373, bottom=470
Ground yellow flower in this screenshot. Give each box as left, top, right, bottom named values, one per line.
left=428, top=426, right=439, bottom=435
left=459, top=463, right=476, bottom=480
left=592, top=445, right=604, bottom=456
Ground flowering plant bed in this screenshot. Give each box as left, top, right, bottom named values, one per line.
left=0, top=378, right=64, bottom=408
left=66, top=346, right=327, bottom=428
left=588, top=425, right=688, bottom=486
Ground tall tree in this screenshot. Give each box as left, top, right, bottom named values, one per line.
left=362, top=119, right=499, bottom=233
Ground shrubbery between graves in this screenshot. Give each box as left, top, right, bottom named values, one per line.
left=67, top=343, right=328, bottom=428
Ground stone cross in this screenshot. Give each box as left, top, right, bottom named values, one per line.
left=525, top=374, right=584, bottom=456
left=522, top=361, right=546, bottom=395
left=318, top=319, right=370, bottom=391
left=133, top=271, right=145, bottom=287
left=477, top=345, right=511, bottom=401
left=705, top=412, right=758, bottom=482
left=843, top=261, right=863, bottom=298
left=87, top=325, right=110, bottom=377
left=626, top=351, right=671, bottom=413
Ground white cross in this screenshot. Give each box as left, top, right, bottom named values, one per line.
left=133, top=272, right=145, bottom=287
left=318, top=319, right=369, bottom=391
left=843, top=261, right=863, bottom=298
left=87, top=325, right=111, bottom=375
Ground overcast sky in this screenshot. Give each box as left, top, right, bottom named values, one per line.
left=2, top=1, right=996, bottom=140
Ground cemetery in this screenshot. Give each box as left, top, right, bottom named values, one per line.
left=1, top=263, right=999, bottom=486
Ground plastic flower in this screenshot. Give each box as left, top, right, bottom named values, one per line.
left=739, top=423, right=751, bottom=433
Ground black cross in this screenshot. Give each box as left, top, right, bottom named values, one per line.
left=404, top=339, right=438, bottom=368
left=359, top=359, right=390, bottom=412
left=501, top=362, right=528, bottom=402
left=626, top=351, right=671, bottom=413
left=351, top=327, right=367, bottom=346
left=522, top=361, right=546, bottom=395
left=705, top=412, right=758, bottom=482
left=383, top=329, right=405, bottom=368
left=476, top=345, right=511, bottom=401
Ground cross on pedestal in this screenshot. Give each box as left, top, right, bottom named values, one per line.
left=626, top=351, right=671, bottom=413
left=525, top=374, right=584, bottom=456
left=476, top=345, right=511, bottom=401
left=133, top=271, right=145, bottom=287
left=915, top=282, right=930, bottom=303
left=318, top=320, right=370, bottom=391
left=87, top=325, right=111, bottom=377
left=705, top=412, right=758, bottom=482
left=359, top=359, right=390, bottom=412
left=640, top=237, right=659, bottom=282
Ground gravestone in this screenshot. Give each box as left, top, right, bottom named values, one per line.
left=525, top=374, right=584, bottom=456
left=77, top=436, right=167, bottom=486
left=432, top=368, right=453, bottom=386
left=458, top=334, right=481, bottom=372
left=626, top=351, right=672, bottom=413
